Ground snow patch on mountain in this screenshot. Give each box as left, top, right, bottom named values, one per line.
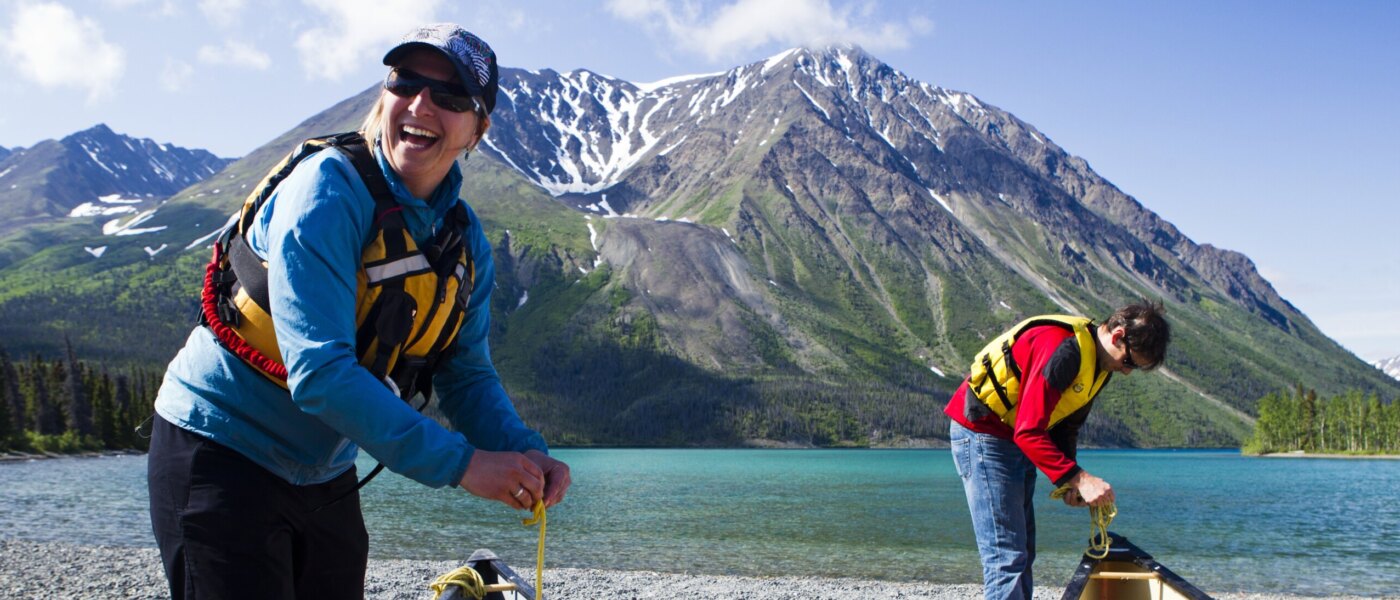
left=793, top=81, right=830, bottom=120
left=1374, top=355, right=1400, bottom=381
left=69, top=193, right=144, bottom=217
left=635, top=71, right=723, bottom=94
left=505, top=69, right=680, bottom=196
left=102, top=208, right=167, bottom=236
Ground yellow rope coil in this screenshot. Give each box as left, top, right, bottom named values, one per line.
left=429, top=565, right=489, bottom=600
left=1050, top=484, right=1117, bottom=559
left=427, top=500, right=547, bottom=600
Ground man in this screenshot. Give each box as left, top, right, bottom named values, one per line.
left=946, top=300, right=1170, bottom=600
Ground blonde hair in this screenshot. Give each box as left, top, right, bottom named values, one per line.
left=358, top=89, right=491, bottom=153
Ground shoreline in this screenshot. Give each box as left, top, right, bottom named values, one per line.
left=0, top=539, right=1383, bottom=600
left=12, top=447, right=1400, bottom=460
left=1255, top=451, right=1400, bottom=460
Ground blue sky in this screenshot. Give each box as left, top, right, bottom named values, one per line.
left=2, top=0, right=1397, bottom=362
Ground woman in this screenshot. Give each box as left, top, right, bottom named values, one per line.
left=148, top=23, right=570, bottom=599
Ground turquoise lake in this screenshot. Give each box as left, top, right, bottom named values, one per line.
left=1, top=448, right=1396, bottom=596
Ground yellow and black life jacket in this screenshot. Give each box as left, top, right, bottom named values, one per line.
left=201, top=132, right=474, bottom=400
left=967, top=315, right=1108, bottom=429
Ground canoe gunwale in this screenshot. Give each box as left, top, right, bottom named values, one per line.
left=438, top=548, right=537, bottom=600
left=1059, top=531, right=1213, bottom=600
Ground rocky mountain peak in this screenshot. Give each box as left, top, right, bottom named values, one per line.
left=0, top=124, right=234, bottom=237
left=1376, top=355, right=1400, bottom=381
left=58, top=124, right=231, bottom=195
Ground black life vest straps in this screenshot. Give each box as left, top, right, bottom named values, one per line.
left=981, top=353, right=1014, bottom=412
left=227, top=234, right=270, bottom=313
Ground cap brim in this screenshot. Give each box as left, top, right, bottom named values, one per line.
left=382, top=42, right=483, bottom=98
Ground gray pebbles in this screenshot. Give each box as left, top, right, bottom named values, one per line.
left=0, top=539, right=1376, bottom=599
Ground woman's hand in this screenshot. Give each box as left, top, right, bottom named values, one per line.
left=458, top=449, right=545, bottom=510
left=524, top=449, right=572, bottom=509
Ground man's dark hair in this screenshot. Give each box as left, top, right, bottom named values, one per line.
left=1104, top=299, right=1170, bottom=370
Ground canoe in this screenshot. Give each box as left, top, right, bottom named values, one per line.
left=433, top=548, right=537, bottom=600
left=1061, top=532, right=1213, bottom=600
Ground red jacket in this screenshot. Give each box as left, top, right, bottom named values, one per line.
left=945, top=324, right=1097, bottom=485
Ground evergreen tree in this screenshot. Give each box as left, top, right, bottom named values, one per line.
left=92, top=370, right=118, bottom=449
left=0, top=348, right=12, bottom=448
left=113, top=374, right=135, bottom=448
left=31, top=360, right=62, bottom=436
left=1299, top=388, right=1316, bottom=452
left=2, top=348, right=21, bottom=435
left=64, top=336, right=95, bottom=437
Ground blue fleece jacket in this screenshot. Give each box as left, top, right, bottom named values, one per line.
left=155, top=143, right=547, bottom=488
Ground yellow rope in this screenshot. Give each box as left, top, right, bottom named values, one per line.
left=522, top=500, right=547, bottom=600
left=427, top=500, right=547, bottom=600
left=429, top=565, right=489, bottom=600
left=1050, top=484, right=1117, bottom=559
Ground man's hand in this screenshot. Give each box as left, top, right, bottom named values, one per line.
left=1060, top=487, right=1087, bottom=507
left=458, top=449, right=545, bottom=510
left=1069, top=470, right=1114, bottom=507
left=524, top=449, right=572, bottom=509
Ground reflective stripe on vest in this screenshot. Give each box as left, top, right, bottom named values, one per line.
left=365, top=254, right=433, bottom=284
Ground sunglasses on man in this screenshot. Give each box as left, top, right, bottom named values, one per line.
left=1122, top=351, right=1140, bottom=370
left=384, top=68, right=481, bottom=114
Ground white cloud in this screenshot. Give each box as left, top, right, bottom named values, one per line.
left=198, top=40, right=271, bottom=70
left=101, top=0, right=179, bottom=16
left=160, top=58, right=193, bottom=92
left=294, top=0, right=444, bottom=81
left=1, top=2, right=126, bottom=102
left=199, top=0, right=246, bottom=27
left=605, top=0, right=928, bottom=63
left=500, top=8, right=527, bottom=33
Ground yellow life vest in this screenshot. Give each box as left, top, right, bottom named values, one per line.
left=967, top=315, right=1108, bottom=428
left=201, top=132, right=473, bottom=396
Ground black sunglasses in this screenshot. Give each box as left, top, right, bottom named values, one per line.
left=384, top=68, right=479, bottom=114
left=1119, top=335, right=1152, bottom=370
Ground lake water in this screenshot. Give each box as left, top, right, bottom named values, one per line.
left=1, top=448, right=1396, bottom=596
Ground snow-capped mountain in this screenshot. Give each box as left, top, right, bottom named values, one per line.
left=4, top=45, right=1397, bottom=447
left=483, top=46, right=1300, bottom=332
left=1376, top=355, right=1400, bottom=381
left=0, top=124, right=231, bottom=239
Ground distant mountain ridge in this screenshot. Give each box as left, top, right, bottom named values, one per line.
left=1377, top=355, right=1400, bottom=381
left=0, top=124, right=231, bottom=238
left=1, top=46, right=1395, bottom=448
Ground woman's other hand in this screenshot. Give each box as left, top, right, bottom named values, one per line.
left=459, top=449, right=545, bottom=510
left=524, top=449, right=571, bottom=509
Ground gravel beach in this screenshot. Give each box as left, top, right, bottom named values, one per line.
left=1, top=539, right=1383, bottom=600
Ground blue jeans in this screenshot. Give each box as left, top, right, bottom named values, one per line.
left=951, top=420, right=1038, bottom=600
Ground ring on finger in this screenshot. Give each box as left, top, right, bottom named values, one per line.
left=512, top=486, right=525, bottom=499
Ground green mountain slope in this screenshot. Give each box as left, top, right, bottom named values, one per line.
left=1, top=49, right=1393, bottom=449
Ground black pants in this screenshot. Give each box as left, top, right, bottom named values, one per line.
left=148, top=415, right=369, bottom=600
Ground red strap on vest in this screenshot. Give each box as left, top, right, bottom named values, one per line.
left=201, top=245, right=289, bottom=381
